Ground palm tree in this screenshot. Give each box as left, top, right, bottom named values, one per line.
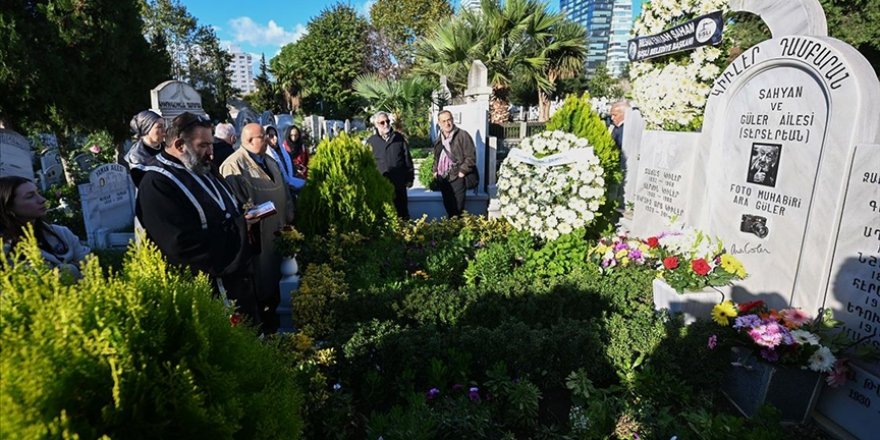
left=534, top=20, right=587, bottom=121
left=353, top=73, right=434, bottom=135
left=413, top=0, right=586, bottom=123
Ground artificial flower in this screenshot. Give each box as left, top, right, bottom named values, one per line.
left=645, top=237, right=660, bottom=248
left=712, top=301, right=738, bottom=326
left=790, top=329, right=820, bottom=346
left=780, top=308, right=811, bottom=328
left=691, top=258, right=711, bottom=276
left=808, top=346, right=837, bottom=373
left=720, top=254, right=746, bottom=278
left=663, top=256, right=679, bottom=270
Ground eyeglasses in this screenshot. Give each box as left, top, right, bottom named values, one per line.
left=377, top=120, right=389, bottom=125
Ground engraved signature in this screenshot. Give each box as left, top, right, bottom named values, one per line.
left=729, top=242, right=771, bottom=255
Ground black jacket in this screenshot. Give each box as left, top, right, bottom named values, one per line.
left=212, top=138, right=235, bottom=169
left=432, top=127, right=476, bottom=181
left=135, top=151, right=250, bottom=279
left=367, top=131, right=414, bottom=186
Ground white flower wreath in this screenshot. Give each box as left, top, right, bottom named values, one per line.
left=630, top=0, right=730, bottom=130
left=497, top=131, right=605, bottom=241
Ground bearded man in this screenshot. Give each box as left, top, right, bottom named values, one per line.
left=136, top=112, right=260, bottom=324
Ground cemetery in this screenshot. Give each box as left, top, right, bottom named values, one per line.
left=1, top=0, right=878, bottom=439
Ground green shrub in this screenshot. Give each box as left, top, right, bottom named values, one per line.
left=0, top=233, right=303, bottom=439
left=546, top=93, right=622, bottom=236
left=416, top=152, right=438, bottom=190
left=292, top=263, right=349, bottom=340
left=464, top=230, right=533, bottom=288
left=296, top=133, right=395, bottom=237
left=522, top=229, right=590, bottom=279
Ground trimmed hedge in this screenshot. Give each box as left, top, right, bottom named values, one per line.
left=0, top=233, right=303, bottom=439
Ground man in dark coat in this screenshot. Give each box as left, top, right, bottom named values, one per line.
left=136, top=112, right=260, bottom=325
left=432, top=110, right=477, bottom=217
left=610, top=100, right=629, bottom=150
left=366, top=111, right=414, bottom=219
left=211, top=122, right=236, bottom=169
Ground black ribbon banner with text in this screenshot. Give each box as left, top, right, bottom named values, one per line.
left=627, top=11, right=724, bottom=62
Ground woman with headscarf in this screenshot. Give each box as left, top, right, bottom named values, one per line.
left=283, top=125, right=309, bottom=179
left=1, top=176, right=91, bottom=279
left=266, top=125, right=305, bottom=192
left=124, top=110, right=166, bottom=187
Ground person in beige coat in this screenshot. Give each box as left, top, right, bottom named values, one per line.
left=220, top=123, right=294, bottom=333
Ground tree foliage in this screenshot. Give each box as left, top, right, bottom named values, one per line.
left=140, top=0, right=234, bottom=121
left=369, top=0, right=453, bottom=72
left=0, top=0, right=168, bottom=140
left=414, top=0, right=586, bottom=123
left=271, top=4, right=371, bottom=119
left=353, top=73, right=434, bottom=140
left=246, top=54, right=283, bottom=114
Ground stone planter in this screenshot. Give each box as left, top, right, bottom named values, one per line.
left=722, top=347, right=822, bottom=424
left=277, top=256, right=300, bottom=333
left=651, top=279, right=723, bottom=324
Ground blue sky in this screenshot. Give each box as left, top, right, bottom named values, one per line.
left=179, top=0, right=644, bottom=63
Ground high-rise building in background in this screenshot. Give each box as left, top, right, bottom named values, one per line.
left=607, top=0, right=633, bottom=77
left=460, top=0, right=481, bottom=12
left=226, top=45, right=256, bottom=96
left=561, top=0, right=634, bottom=78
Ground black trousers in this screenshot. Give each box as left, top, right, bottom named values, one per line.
left=438, top=176, right=466, bottom=217
left=392, top=182, right=410, bottom=219
left=215, top=274, right=260, bottom=327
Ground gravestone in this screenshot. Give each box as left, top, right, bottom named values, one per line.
left=73, top=153, right=98, bottom=173
left=0, top=129, right=34, bottom=179
left=630, top=130, right=700, bottom=237
left=78, top=163, right=136, bottom=248
left=40, top=149, right=62, bottom=172
left=40, top=164, right=64, bottom=188
left=150, top=80, right=207, bottom=120
left=620, top=108, right=647, bottom=210
left=624, top=0, right=880, bottom=436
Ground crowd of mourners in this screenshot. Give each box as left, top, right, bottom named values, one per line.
left=1, top=108, right=479, bottom=335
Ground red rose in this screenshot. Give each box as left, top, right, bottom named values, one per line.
left=662, top=256, right=679, bottom=269
left=229, top=312, right=242, bottom=327
left=691, top=258, right=711, bottom=276
left=646, top=237, right=660, bottom=248
left=738, top=300, right=764, bottom=313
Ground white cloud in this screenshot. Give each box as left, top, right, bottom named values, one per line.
left=228, top=16, right=306, bottom=48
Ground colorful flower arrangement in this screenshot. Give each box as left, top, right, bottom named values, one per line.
left=589, top=233, right=659, bottom=271
left=709, top=300, right=852, bottom=387
left=649, top=224, right=747, bottom=292
left=497, top=130, right=606, bottom=241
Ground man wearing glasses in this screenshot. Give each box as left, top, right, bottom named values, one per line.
left=367, top=111, right=414, bottom=219
left=432, top=110, right=477, bottom=217
left=136, top=112, right=260, bottom=325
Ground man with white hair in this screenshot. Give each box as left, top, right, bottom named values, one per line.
left=212, top=122, right=236, bottom=169
left=610, top=100, right=630, bottom=150
left=366, top=111, right=414, bottom=219
left=136, top=112, right=259, bottom=325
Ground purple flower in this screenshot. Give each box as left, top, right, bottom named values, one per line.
left=613, top=242, right=629, bottom=251
left=733, top=315, right=762, bottom=329
left=89, top=144, right=101, bottom=154
left=426, top=387, right=440, bottom=401
left=760, top=348, right=779, bottom=362
left=707, top=335, right=717, bottom=350
left=629, top=249, right=643, bottom=260
left=749, top=321, right=786, bottom=348
left=468, top=387, right=480, bottom=401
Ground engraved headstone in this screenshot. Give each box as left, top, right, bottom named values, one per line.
left=40, top=149, right=62, bottom=172
left=78, top=164, right=136, bottom=248
left=150, top=80, right=207, bottom=120
left=630, top=131, right=699, bottom=237
left=40, top=164, right=64, bottom=188
left=0, top=129, right=34, bottom=179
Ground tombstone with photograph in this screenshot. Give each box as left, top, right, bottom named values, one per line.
left=78, top=163, right=136, bottom=248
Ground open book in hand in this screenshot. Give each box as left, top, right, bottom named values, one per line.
left=245, top=201, right=277, bottom=220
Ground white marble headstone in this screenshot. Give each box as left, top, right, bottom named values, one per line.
left=150, top=80, right=207, bottom=120
left=630, top=131, right=700, bottom=237
left=78, top=163, right=136, bottom=248
left=0, top=129, right=34, bottom=179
